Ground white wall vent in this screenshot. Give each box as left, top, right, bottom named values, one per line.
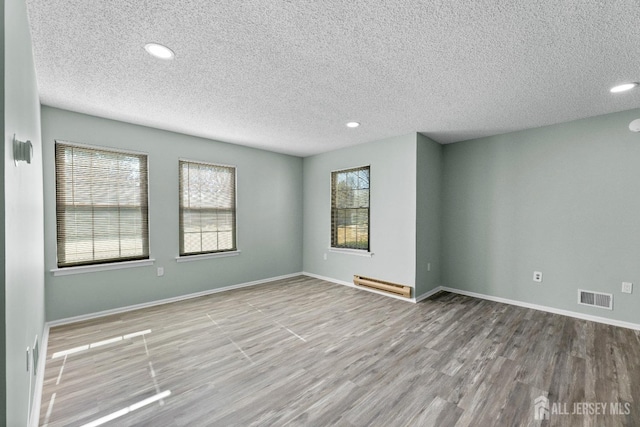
left=578, top=289, right=613, bottom=310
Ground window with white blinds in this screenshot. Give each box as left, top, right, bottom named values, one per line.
left=55, top=142, right=150, bottom=267
left=331, top=166, right=370, bottom=250
left=179, top=160, right=237, bottom=256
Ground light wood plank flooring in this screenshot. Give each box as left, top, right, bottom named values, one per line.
left=39, top=276, right=640, bottom=426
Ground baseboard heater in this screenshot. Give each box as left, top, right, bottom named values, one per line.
left=353, top=275, right=412, bottom=299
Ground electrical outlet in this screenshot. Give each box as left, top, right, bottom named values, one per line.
left=157, top=267, right=164, bottom=277
left=323, top=253, right=327, bottom=261
left=533, top=271, right=543, bottom=283
left=622, top=282, right=633, bottom=294
left=427, top=262, right=431, bottom=272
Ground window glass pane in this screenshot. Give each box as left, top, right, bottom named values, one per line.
left=182, top=209, right=201, bottom=233
left=331, top=166, right=370, bottom=250
left=121, top=238, right=143, bottom=258
left=339, top=209, right=347, bottom=227
left=217, top=211, right=234, bottom=232
left=55, top=142, right=149, bottom=267
left=200, top=210, right=217, bottom=232
left=179, top=160, right=236, bottom=255
left=346, top=171, right=357, bottom=189
left=355, top=209, right=368, bottom=226
left=201, top=232, right=218, bottom=252
left=337, top=224, right=347, bottom=246
left=336, top=188, right=349, bottom=208
left=183, top=233, right=201, bottom=254
left=218, top=231, right=234, bottom=250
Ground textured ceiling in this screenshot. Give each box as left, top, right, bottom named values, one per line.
left=26, top=0, right=640, bottom=157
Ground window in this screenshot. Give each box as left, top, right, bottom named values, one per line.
left=179, top=160, right=236, bottom=256
left=331, top=166, right=370, bottom=250
left=55, top=142, right=149, bottom=267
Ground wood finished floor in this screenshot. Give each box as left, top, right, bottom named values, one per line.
left=39, top=276, right=640, bottom=426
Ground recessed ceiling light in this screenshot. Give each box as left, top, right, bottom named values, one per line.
left=346, top=122, right=360, bottom=128
left=144, top=43, right=175, bottom=60
left=610, top=82, right=638, bottom=93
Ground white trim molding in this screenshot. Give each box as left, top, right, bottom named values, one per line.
left=440, top=286, right=640, bottom=331
left=414, top=286, right=443, bottom=303
left=51, top=259, right=155, bottom=276
left=302, top=271, right=353, bottom=288
left=176, top=250, right=241, bottom=263
left=328, top=248, right=374, bottom=257
left=301, top=274, right=640, bottom=330
left=48, top=272, right=303, bottom=327
left=33, top=274, right=640, bottom=425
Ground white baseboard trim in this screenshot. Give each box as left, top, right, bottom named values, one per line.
left=300, top=277, right=640, bottom=330
left=440, top=286, right=640, bottom=331
left=302, top=271, right=353, bottom=287
left=414, top=286, right=443, bottom=303
left=47, top=272, right=304, bottom=327
left=32, top=275, right=639, bottom=426
left=29, top=323, right=49, bottom=427
left=302, top=271, right=416, bottom=303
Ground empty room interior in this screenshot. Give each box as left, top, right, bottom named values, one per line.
left=3, top=0, right=640, bottom=426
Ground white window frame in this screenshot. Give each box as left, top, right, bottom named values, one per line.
left=177, top=158, right=239, bottom=259
left=330, top=164, right=371, bottom=254
left=52, top=140, right=152, bottom=272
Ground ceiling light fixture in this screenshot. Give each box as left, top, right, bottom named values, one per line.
left=610, top=82, right=638, bottom=93
left=144, top=43, right=175, bottom=60
left=346, top=122, right=360, bottom=128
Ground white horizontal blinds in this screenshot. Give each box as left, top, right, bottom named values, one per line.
left=179, top=160, right=236, bottom=256
left=331, top=166, right=370, bottom=250
left=55, top=142, right=150, bottom=267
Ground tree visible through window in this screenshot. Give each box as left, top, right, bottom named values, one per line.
left=55, top=142, right=149, bottom=267
left=331, top=166, right=370, bottom=250
left=179, top=160, right=236, bottom=256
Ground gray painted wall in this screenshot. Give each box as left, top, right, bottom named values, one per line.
left=303, top=133, right=417, bottom=288
left=442, top=108, right=640, bottom=324
left=4, top=0, right=46, bottom=424
left=416, top=134, right=442, bottom=297
left=42, top=107, right=303, bottom=321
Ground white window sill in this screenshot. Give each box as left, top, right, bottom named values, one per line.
left=328, top=248, right=374, bottom=257
left=176, top=250, right=241, bottom=263
left=51, top=259, right=155, bottom=276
